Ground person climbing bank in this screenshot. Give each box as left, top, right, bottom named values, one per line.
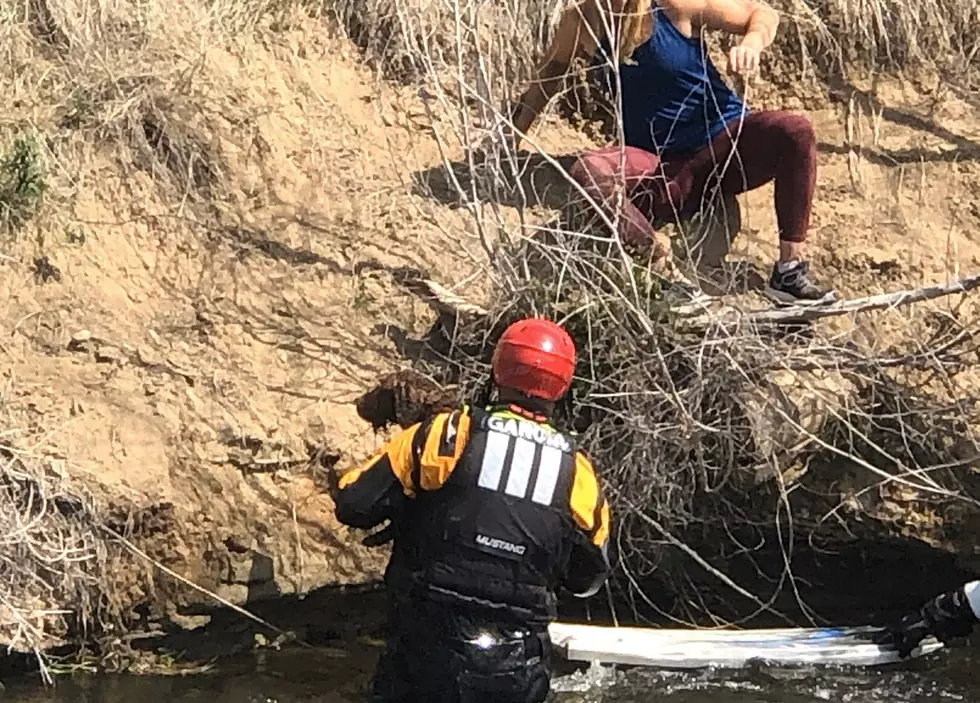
left=881, top=580, right=980, bottom=658
left=331, top=317, right=612, bottom=703
left=502, top=0, right=837, bottom=305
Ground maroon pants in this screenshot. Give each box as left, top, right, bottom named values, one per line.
left=568, top=111, right=817, bottom=254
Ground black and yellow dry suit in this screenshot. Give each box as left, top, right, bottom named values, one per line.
left=333, top=403, right=612, bottom=703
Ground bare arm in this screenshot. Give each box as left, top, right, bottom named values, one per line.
left=665, top=0, right=777, bottom=43
left=508, top=0, right=622, bottom=150
left=659, top=0, right=777, bottom=74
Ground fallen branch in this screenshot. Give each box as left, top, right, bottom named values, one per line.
left=403, top=271, right=980, bottom=330
left=685, top=273, right=980, bottom=327
left=395, top=276, right=490, bottom=319
left=99, top=525, right=313, bottom=650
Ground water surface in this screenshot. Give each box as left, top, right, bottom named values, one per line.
left=5, top=639, right=976, bottom=702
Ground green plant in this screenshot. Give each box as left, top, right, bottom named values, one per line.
left=0, top=132, right=47, bottom=234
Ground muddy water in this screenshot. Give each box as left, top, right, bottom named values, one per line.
left=5, top=640, right=978, bottom=703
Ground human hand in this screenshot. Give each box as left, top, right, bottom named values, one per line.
left=727, top=44, right=761, bottom=75
left=874, top=586, right=979, bottom=658
left=873, top=610, right=933, bottom=659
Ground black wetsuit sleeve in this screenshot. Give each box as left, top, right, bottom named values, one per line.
left=333, top=421, right=428, bottom=529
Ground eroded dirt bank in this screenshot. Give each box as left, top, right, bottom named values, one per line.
left=0, top=3, right=472, bottom=656
left=2, top=0, right=980, bottom=669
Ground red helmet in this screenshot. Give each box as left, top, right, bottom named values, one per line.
left=492, top=318, right=576, bottom=401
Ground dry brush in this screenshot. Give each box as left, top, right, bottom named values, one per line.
left=351, top=0, right=980, bottom=626
left=0, top=402, right=175, bottom=674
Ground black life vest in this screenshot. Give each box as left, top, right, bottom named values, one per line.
left=392, top=405, right=582, bottom=624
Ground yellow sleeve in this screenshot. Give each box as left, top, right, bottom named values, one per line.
left=339, top=422, right=424, bottom=496
left=417, top=407, right=473, bottom=491
left=569, top=452, right=610, bottom=547
left=338, top=406, right=473, bottom=496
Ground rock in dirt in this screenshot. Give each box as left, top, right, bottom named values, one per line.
left=95, top=345, right=125, bottom=364
left=67, top=329, right=95, bottom=352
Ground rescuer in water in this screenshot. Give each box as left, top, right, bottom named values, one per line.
left=331, top=317, right=613, bottom=702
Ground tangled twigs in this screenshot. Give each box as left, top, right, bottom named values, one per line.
left=366, top=0, right=980, bottom=627
left=393, top=228, right=980, bottom=625
left=399, top=267, right=980, bottom=331
left=0, top=442, right=105, bottom=653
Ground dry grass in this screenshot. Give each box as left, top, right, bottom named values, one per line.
left=779, top=0, right=980, bottom=82
left=328, top=0, right=980, bottom=98
left=0, top=397, right=187, bottom=666
left=328, top=0, right=557, bottom=85
left=0, top=404, right=111, bottom=665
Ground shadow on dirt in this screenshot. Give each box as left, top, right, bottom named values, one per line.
left=412, top=152, right=579, bottom=212
left=825, top=82, right=980, bottom=165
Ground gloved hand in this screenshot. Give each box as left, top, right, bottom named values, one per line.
left=877, top=586, right=979, bottom=658
left=361, top=521, right=395, bottom=547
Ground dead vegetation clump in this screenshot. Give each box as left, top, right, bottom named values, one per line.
left=0, top=401, right=199, bottom=668
left=779, top=0, right=980, bottom=82
left=0, top=446, right=103, bottom=657
left=330, top=0, right=980, bottom=624
left=0, top=0, right=238, bottom=216
left=328, top=0, right=557, bottom=86
left=329, top=0, right=980, bottom=134
left=0, top=415, right=142, bottom=666
left=392, top=229, right=980, bottom=626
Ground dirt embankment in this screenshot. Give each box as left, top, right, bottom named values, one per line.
left=0, top=0, right=484, bottom=656
left=2, top=0, right=980, bottom=665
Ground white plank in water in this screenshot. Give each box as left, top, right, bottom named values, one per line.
left=546, top=622, right=945, bottom=668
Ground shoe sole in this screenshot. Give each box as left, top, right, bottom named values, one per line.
left=763, top=285, right=838, bottom=307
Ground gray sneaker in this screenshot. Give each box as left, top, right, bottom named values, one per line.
left=765, top=261, right=837, bottom=306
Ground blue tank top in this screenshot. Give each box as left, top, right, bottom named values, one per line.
left=611, top=5, right=748, bottom=157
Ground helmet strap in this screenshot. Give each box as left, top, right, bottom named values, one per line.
left=559, top=385, right=574, bottom=425
left=474, top=375, right=494, bottom=409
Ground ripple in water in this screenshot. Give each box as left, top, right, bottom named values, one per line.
left=4, top=643, right=978, bottom=702
left=550, top=647, right=977, bottom=702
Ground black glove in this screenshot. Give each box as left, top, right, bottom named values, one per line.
left=361, top=522, right=395, bottom=547
left=878, top=586, right=979, bottom=658
left=324, top=464, right=341, bottom=500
